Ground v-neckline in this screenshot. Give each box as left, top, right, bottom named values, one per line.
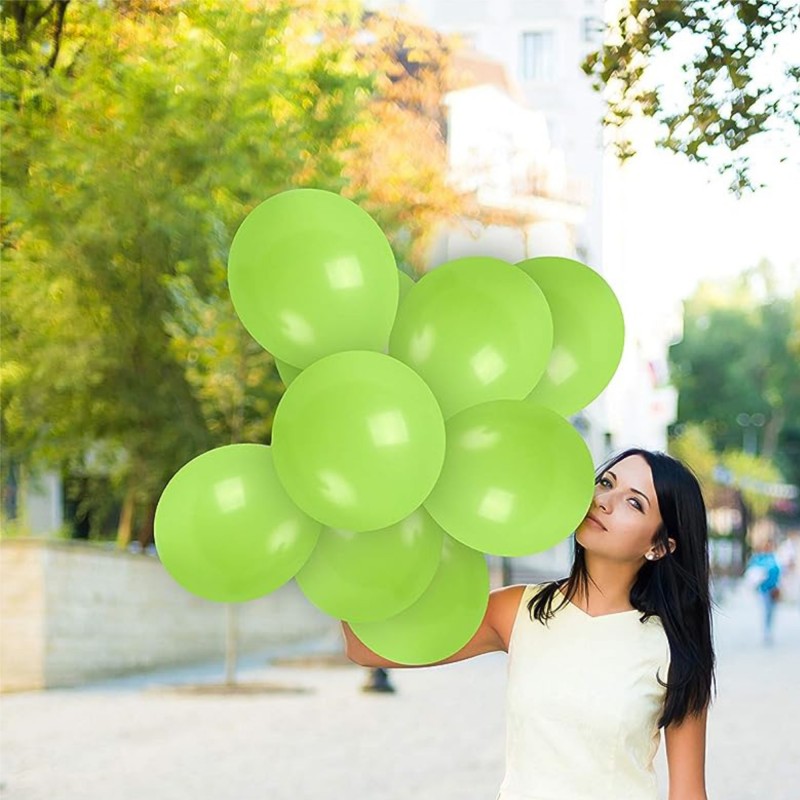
left=557, top=587, right=640, bottom=619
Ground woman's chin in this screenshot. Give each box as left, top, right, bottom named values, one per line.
left=575, top=521, right=593, bottom=540
left=575, top=526, right=603, bottom=552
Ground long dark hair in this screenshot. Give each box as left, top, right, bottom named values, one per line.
left=527, top=448, right=717, bottom=728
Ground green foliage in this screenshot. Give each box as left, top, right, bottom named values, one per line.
left=668, top=422, right=717, bottom=485
left=719, top=448, right=784, bottom=517
left=0, top=517, right=31, bottom=541
left=0, top=1, right=362, bottom=528
left=583, top=0, right=800, bottom=192
left=1, top=0, right=457, bottom=541
left=341, top=12, right=462, bottom=272
left=669, top=421, right=785, bottom=519
left=668, top=264, right=800, bottom=488
left=163, top=269, right=283, bottom=445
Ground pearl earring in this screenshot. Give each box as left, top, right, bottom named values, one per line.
left=646, top=553, right=655, bottom=561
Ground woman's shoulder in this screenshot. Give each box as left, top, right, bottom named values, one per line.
left=489, top=583, right=550, bottom=626
left=493, top=581, right=552, bottom=600
left=490, top=583, right=533, bottom=610
left=489, top=581, right=563, bottom=632
left=510, top=581, right=557, bottom=607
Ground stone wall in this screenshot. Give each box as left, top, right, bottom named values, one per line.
left=0, top=539, right=337, bottom=693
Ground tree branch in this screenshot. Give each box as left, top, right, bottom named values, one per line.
left=46, top=0, right=69, bottom=72
left=31, top=1, right=57, bottom=31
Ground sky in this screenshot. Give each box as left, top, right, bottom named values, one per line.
left=605, top=128, right=800, bottom=329
left=608, top=7, right=800, bottom=316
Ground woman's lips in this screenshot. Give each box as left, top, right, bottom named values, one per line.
left=586, top=514, right=606, bottom=531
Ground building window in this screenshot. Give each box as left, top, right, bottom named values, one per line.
left=521, top=30, right=555, bottom=81
left=582, top=16, right=604, bottom=44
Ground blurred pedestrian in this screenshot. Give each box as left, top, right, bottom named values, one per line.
left=745, top=536, right=782, bottom=645
left=361, top=667, right=395, bottom=693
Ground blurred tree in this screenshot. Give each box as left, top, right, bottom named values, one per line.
left=4, top=0, right=365, bottom=541
left=2, top=0, right=458, bottom=545
left=0, top=1, right=71, bottom=72
left=583, top=0, right=800, bottom=192
left=719, top=449, right=785, bottom=518
left=668, top=422, right=717, bottom=485
left=669, top=422, right=784, bottom=518
left=668, top=263, right=800, bottom=487
left=342, top=12, right=463, bottom=273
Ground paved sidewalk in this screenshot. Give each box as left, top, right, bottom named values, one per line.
left=1, top=580, right=798, bottom=800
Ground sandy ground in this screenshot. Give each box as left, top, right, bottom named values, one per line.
left=1, top=579, right=798, bottom=800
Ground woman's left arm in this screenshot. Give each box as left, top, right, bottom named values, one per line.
left=665, top=706, right=709, bottom=800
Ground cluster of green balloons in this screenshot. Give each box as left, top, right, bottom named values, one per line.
left=154, top=189, right=624, bottom=664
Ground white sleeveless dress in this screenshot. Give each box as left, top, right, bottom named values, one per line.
left=496, top=583, right=672, bottom=800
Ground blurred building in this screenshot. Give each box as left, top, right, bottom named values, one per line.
left=433, top=51, right=585, bottom=266
left=370, top=0, right=679, bottom=580
left=371, top=0, right=604, bottom=259
left=371, top=0, right=677, bottom=448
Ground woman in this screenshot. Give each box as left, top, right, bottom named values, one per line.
left=342, top=448, right=716, bottom=800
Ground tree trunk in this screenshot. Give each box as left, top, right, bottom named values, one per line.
left=116, top=487, right=135, bottom=550
left=761, top=407, right=785, bottom=460
left=225, top=604, right=239, bottom=686
left=137, top=497, right=157, bottom=549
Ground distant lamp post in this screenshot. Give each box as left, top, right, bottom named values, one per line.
left=736, top=412, right=766, bottom=455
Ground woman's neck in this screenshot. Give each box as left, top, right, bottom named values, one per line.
left=570, top=557, right=638, bottom=613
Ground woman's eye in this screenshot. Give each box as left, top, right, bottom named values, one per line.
left=629, top=498, right=643, bottom=511
left=599, top=477, right=612, bottom=487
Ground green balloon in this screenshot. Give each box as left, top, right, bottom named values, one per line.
left=275, top=357, right=302, bottom=388
left=389, top=256, right=553, bottom=418
left=295, top=507, right=444, bottom=623
left=228, top=189, right=399, bottom=369
left=154, top=444, right=321, bottom=603
left=348, top=534, right=489, bottom=665
left=398, top=270, right=415, bottom=304
left=424, top=400, right=595, bottom=557
left=272, top=350, right=446, bottom=532
left=518, top=256, right=625, bottom=416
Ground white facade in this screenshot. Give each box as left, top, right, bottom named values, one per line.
left=369, top=0, right=680, bottom=577
left=371, top=0, right=677, bottom=456
left=429, top=81, right=585, bottom=269
left=372, top=0, right=606, bottom=269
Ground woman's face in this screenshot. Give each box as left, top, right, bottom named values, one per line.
left=575, top=455, right=665, bottom=563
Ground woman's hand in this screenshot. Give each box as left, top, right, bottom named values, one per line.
left=341, top=584, right=526, bottom=668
